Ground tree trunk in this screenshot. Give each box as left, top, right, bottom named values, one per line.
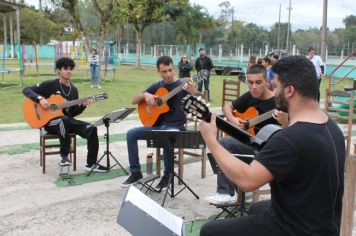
left=135, top=30, right=142, bottom=67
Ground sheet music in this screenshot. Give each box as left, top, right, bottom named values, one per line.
left=125, top=186, right=184, bottom=236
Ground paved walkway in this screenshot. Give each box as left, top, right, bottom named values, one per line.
left=0, top=115, right=218, bottom=235
left=0, top=113, right=355, bottom=235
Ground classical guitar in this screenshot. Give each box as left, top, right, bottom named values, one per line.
left=138, top=69, right=209, bottom=126
left=22, top=92, right=108, bottom=128
left=181, top=95, right=281, bottom=150
left=233, top=107, right=274, bottom=136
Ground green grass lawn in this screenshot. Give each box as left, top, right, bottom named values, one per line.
left=0, top=62, right=353, bottom=124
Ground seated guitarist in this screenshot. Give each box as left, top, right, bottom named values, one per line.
left=121, top=55, right=198, bottom=191
left=199, top=56, right=344, bottom=236
left=205, top=64, right=289, bottom=205
left=22, top=57, right=107, bottom=172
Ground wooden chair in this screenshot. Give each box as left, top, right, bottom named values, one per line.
left=340, top=149, right=356, bottom=236
left=40, top=129, right=77, bottom=174
left=221, top=79, right=240, bottom=109
left=324, top=88, right=354, bottom=156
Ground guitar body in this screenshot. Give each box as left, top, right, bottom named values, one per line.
left=138, top=87, right=170, bottom=126
left=232, top=107, right=259, bottom=135
left=22, top=95, right=65, bottom=128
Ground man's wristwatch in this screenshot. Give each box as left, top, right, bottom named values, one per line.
left=37, top=95, right=44, bottom=102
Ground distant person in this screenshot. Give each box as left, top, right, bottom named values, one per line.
left=22, top=57, right=107, bottom=172
left=307, top=47, right=325, bottom=102
left=262, top=57, right=275, bottom=90
left=256, top=57, right=263, bottom=65
left=246, top=55, right=256, bottom=73
left=90, top=48, right=101, bottom=89
left=195, top=48, right=213, bottom=102
left=178, top=54, right=192, bottom=78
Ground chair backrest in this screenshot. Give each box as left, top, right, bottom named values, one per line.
left=221, top=79, right=240, bottom=109
left=324, top=88, right=354, bottom=155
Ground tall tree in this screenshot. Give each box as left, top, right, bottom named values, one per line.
left=118, top=0, right=187, bottom=66
left=91, top=0, right=118, bottom=59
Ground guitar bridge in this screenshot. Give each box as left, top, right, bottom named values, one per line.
left=34, top=103, right=40, bottom=120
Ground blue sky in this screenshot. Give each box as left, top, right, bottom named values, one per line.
left=189, top=0, right=355, bottom=31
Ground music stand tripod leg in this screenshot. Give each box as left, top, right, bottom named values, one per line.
left=108, top=152, right=129, bottom=175
left=161, top=142, right=200, bottom=207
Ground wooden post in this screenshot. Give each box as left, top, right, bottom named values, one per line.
left=340, top=155, right=356, bottom=236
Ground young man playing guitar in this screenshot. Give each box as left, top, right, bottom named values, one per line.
left=121, top=55, right=198, bottom=191
left=205, top=64, right=289, bottom=204
left=23, top=57, right=107, bottom=172
left=199, top=56, right=344, bottom=236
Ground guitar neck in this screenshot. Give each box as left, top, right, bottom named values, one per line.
left=161, top=78, right=191, bottom=102
left=248, top=110, right=273, bottom=128
left=57, top=96, right=93, bottom=109
left=210, top=114, right=264, bottom=150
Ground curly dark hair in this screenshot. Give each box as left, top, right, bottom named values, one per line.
left=272, top=55, right=318, bottom=100
left=55, top=57, right=75, bottom=70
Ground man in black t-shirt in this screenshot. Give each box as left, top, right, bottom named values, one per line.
left=205, top=64, right=289, bottom=205
left=195, top=48, right=213, bottom=101
left=199, top=56, right=345, bottom=236
left=23, top=57, right=107, bottom=172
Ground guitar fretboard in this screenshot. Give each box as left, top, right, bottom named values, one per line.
left=248, top=110, right=273, bottom=128
left=57, top=96, right=93, bottom=109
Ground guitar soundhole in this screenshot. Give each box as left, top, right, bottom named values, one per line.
left=49, top=104, right=58, bottom=112
left=156, top=98, right=163, bottom=107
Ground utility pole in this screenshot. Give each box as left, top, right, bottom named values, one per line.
left=320, top=0, right=328, bottom=61
left=277, top=3, right=281, bottom=50
left=286, top=0, right=292, bottom=52
left=231, top=7, right=234, bottom=44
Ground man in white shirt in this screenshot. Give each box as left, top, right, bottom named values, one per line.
left=307, top=47, right=325, bottom=102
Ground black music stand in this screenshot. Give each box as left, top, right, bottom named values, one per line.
left=146, top=130, right=204, bottom=206
left=87, top=108, right=135, bottom=176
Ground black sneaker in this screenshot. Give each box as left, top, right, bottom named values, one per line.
left=154, top=176, right=169, bottom=192
left=59, top=155, right=71, bottom=166
left=84, top=164, right=109, bottom=173
left=121, top=172, right=143, bottom=188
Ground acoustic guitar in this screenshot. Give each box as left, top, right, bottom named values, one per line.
left=181, top=95, right=281, bottom=150
left=138, top=70, right=209, bottom=126
left=233, top=107, right=274, bottom=136
left=22, top=92, right=108, bottom=128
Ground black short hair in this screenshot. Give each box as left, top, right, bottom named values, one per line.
left=199, top=48, right=204, bottom=52
left=156, top=55, right=173, bottom=69
left=272, top=55, right=318, bottom=100
left=247, top=64, right=267, bottom=78
left=262, top=57, right=271, bottom=65
left=55, top=57, right=75, bottom=70
left=308, top=47, right=315, bottom=53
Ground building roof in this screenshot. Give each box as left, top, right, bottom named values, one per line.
left=0, top=0, right=26, bottom=13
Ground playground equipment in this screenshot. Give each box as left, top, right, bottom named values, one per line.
left=327, top=50, right=356, bottom=91
left=0, top=43, right=24, bottom=89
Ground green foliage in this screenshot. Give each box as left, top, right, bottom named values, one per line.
left=19, top=8, right=63, bottom=44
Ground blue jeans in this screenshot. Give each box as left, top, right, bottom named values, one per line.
left=126, top=125, right=181, bottom=176
left=217, top=136, right=254, bottom=195
left=197, top=75, right=210, bottom=92
left=90, top=64, right=100, bottom=85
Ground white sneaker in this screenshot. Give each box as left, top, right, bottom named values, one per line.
left=98, top=85, right=101, bottom=89
left=204, top=193, right=236, bottom=204
left=90, top=85, right=94, bottom=88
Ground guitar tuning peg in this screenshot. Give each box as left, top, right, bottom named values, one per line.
left=192, top=116, right=197, bottom=121
left=187, top=113, right=192, bottom=119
